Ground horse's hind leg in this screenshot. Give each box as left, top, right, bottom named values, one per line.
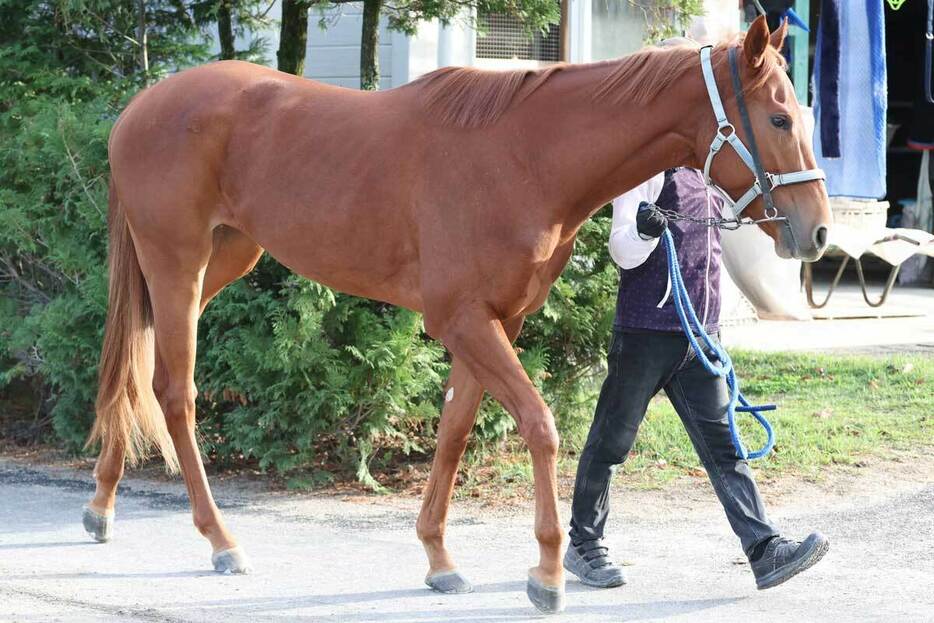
left=417, top=317, right=524, bottom=594
left=83, top=227, right=261, bottom=550
left=198, top=226, right=264, bottom=314
left=151, top=227, right=261, bottom=573
left=83, top=439, right=123, bottom=542
left=148, top=261, right=245, bottom=571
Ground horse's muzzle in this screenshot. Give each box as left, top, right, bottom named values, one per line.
left=778, top=221, right=830, bottom=262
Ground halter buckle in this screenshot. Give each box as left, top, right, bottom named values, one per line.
left=716, top=123, right=736, bottom=141
left=708, top=124, right=736, bottom=161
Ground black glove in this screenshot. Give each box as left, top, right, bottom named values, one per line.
left=636, top=202, right=668, bottom=239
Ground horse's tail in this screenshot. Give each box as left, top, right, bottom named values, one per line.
left=86, top=181, right=179, bottom=473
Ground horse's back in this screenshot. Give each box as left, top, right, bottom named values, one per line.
left=109, top=62, right=358, bottom=226
left=109, top=61, right=405, bottom=178
left=109, top=61, right=339, bottom=165
left=108, top=61, right=426, bottom=308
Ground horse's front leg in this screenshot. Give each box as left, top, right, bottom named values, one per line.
left=417, top=316, right=524, bottom=594
left=417, top=358, right=484, bottom=593
left=438, top=309, right=564, bottom=614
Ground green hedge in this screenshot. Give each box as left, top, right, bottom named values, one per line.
left=0, top=5, right=620, bottom=484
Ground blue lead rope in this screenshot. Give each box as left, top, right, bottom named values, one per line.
left=661, top=229, right=776, bottom=460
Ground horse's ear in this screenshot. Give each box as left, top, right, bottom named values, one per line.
left=769, top=19, right=788, bottom=51
left=743, top=15, right=770, bottom=68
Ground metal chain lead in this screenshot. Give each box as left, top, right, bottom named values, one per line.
left=653, top=207, right=787, bottom=232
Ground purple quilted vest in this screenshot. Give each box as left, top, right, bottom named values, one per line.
left=614, top=168, right=722, bottom=333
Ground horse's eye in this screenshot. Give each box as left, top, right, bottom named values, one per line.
left=770, top=115, right=790, bottom=130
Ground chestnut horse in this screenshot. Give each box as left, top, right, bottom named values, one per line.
left=84, top=17, right=829, bottom=613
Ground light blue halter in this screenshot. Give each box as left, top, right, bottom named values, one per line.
left=698, top=45, right=826, bottom=220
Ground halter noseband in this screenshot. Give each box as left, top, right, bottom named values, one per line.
left=699, top=45, right=825, bottom=221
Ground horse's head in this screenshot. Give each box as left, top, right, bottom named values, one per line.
left=701, top=17, right=831, bottom=261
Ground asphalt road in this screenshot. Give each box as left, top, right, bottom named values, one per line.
left=0, top=458, right=932, bottom=623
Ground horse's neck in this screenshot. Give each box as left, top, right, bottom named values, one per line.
left=518, top=60, right=708, bottom=232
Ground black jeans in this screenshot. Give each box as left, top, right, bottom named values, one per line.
left=569, top=330, right=779, bottom=554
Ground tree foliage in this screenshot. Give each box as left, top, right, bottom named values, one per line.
left=0, top=0, right=618, bottom=487
left=321, top=0, right=702, bottom=90
left=334, top=0, right=560, bottom=89
left=188, top=0, right=274, bottom=62
left=631, top=0, right=706, bottom=43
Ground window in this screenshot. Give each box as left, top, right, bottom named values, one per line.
left=476, top=11, right=562, bottom=65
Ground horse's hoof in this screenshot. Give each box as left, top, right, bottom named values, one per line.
left=527, top=574, right=566, bottom=614
left=425, top=569, right=474, bottom=594
left=82, top=506, right=114, bottom=543
left=212, top=546, right=252, bottom=574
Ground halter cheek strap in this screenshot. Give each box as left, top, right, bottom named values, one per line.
left=699, top=45, right=826, bottom=219
left=701, top=47, right=757, bottom=182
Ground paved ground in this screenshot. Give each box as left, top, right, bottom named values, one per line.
left=723, top=284, right=934, bottom=355
left=1, top=458, right=932, bottom=623
left=2, top=281, right=931, bottom=622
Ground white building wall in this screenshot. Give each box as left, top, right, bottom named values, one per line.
left=306, top=3, right=393, bottom=89
left=393, top=16, right=476, bottom=86
left=569, top=0, right=592, bottom=63
left=217, top=0, right=709, bottom=89
left=688, top=0, right=742, bottom=44
left=402, top=19, right=440, bottom=84
left=224, top=1, right=464, bottom=89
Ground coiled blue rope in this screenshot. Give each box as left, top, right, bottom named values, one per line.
left=661, top=228, right=776, bottom=460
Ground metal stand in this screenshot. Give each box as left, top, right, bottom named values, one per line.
left=802, top=257, right=902, bottom=309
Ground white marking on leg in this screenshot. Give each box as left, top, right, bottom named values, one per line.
left=445, top=387, right=454, bottom=402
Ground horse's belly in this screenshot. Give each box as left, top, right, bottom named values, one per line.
left=236, top=203, right=423, bottom=311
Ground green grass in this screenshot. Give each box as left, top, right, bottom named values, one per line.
left=607, top=350, right=934, bottom=483
left=463, top=351, right=934, bottom=496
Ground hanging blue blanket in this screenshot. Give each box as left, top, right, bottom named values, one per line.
left=813, top=0, right=888, bottom=199
left=816, top=0, right=840, bottom=157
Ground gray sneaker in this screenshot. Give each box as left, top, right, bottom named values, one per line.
left=750, top=532, right=829, bottom=590
left=563, top=540, right=626, bottom=588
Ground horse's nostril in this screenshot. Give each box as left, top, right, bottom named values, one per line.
left=813, top=225, right=829, bottom=249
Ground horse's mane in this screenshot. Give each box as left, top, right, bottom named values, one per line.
left=408, top=64, right=568, bottom=128
left=594, top=37, right=786, bottom=105
left=407, top=35, right=786, bottom=129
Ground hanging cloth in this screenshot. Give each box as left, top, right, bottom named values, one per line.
left=813, top=0, right=888, bottom=199
left=899, top=152, right=934, bottom=284
left=908, top=0, right=934, bottom=150
left=926, top=0, right=933, bottom=103
left=815, top=0, right=841, bottom=157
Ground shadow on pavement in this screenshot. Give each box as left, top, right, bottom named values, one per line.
left=178, top=580, right=744, bottom=621
left=3, top=570, right=216, bottom=580
left=0, top=541, right=94, bottom=550
left=294, top=597, right=744, bottom=622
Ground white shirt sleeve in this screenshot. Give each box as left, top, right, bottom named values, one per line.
left=608, top=172, right=666, bottom=270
